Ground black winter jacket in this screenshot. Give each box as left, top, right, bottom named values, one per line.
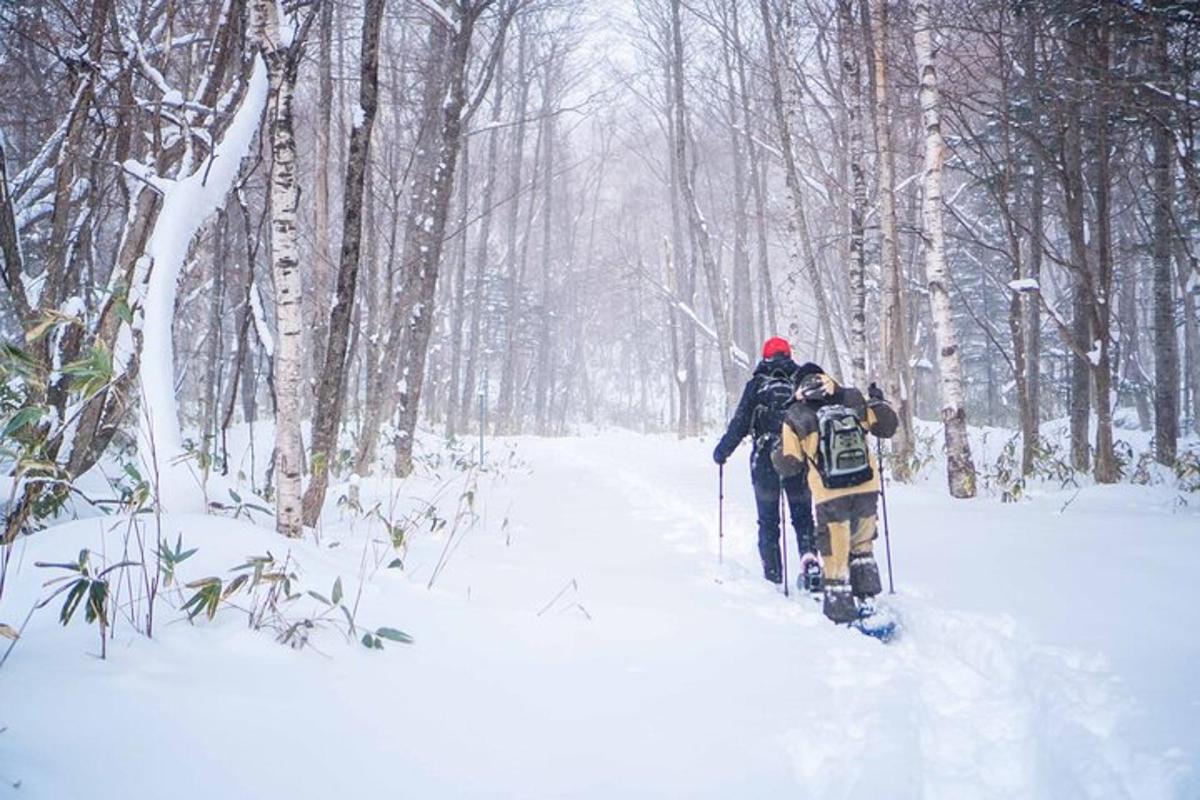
left=713, top=357, right=823, bottom=481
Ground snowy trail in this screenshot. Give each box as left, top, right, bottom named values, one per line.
left=1, top=432, right=1193, bottom=798
left=548, top=437, right=1173, bottom=798
left=491, top=433, right=1188, bottom=798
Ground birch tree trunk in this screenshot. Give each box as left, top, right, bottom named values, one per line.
left=1176, top=244, right=1200, bottom=438
left=838, top=0, right=868, bottom=389
left=254, top=0, right=308, bottom=536
left=865, top=0, right=915, bottom=478
left=913, top=0, right=975, bottom=498
left=302, top=0, right=386, bottom=526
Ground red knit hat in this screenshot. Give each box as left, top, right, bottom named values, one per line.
left=762, top=337, right=791, bottom=359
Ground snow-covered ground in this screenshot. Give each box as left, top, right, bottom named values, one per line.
left=1, top=430, right=1197, bottom=798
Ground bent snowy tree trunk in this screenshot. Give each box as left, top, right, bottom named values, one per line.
left=913, top=0, right=975, bottom=499
left=302, top=0, right=386, bottom=526
left=3, top=0, right=261, bottom=535
left=136, top=59, right=269, bottom=512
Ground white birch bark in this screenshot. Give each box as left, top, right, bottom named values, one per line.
left=913, top=0, right=976, bottom=498
left=254, top=0, right=305, bottom=536
left=838, top=0, right=868, bottom=389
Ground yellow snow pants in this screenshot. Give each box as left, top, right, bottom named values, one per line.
left=815, top=492, right=878, bottom=582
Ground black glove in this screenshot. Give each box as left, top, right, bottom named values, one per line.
left=713, top=446, right=727, bottom=466
left=769, top=444, right=785, bottom=474
left=868, top=382, right=885, bottom=403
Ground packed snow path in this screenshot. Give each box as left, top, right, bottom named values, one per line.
left=2, top=432, right=1195, bottom=798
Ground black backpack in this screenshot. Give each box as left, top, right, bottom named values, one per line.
left=751, top=366, right=796, bottom=451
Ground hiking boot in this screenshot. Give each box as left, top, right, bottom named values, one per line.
left=822, top=579, right=857, bottom=623
left=849, top=553, right=881, bottom=599
left=798, top=552, right=823, bottom=594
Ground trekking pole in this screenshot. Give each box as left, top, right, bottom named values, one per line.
left=717, top=464, right=725, bottom=567
left=876, top=437, right=895, bottom=594
left=779, top=486, right=790, bottom=597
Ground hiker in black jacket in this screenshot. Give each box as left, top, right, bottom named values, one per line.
left=713, top=337, right=821, bottom=585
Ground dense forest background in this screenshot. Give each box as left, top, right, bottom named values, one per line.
left=2, top=0, right=1199, bottom=538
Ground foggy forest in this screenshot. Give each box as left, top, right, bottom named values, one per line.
left=2, top=0, right=1199, bottom=797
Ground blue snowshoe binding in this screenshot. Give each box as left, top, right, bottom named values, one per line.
left=851, top=597, right=899, bottom=643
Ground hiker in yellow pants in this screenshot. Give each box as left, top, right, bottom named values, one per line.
left=773, top=373, right=897, bottom=623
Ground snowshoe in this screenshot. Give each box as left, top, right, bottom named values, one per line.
left=850, top=597, right=899, bottom=643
